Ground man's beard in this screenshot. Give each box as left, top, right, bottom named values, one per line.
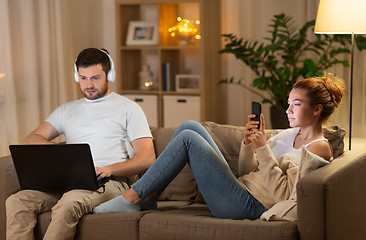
left=81, top=87, right=109, bottom=100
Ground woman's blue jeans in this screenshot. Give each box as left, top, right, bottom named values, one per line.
left=131, top=120, right=267, bottom=220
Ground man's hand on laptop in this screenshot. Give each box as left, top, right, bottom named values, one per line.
left=95, top=166, right=113, bottom=181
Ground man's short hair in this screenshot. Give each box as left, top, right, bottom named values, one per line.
left=75, top=48, right=111, bottom=75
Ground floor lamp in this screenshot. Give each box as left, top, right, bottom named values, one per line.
left=314, top=0, right=366, bottom=150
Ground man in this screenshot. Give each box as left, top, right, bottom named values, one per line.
left=5, top=48, right=156, bottom=240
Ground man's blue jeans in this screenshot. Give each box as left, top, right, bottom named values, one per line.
left=132, top=120, right=267, bottom=219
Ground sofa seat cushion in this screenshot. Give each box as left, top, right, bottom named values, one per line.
left=156, top=200, right=195, bottom=210
left=151, top=127, right=198, bottom=201
left=34, top=211, right=148, bottom=240
left=139, top=203, right=299, bottom=240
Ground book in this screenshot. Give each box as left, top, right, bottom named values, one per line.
left=166, top=62, right=171, bottom=91
left=162, top=62, right=177, bottom=91
left=162, top=63, right=167, bottom=91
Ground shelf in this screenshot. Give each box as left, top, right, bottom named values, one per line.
left=160, top=46, right=200, bottom=50
left=120, top=46, right=200, bottom=50
left=116, top=0, right=221, bottom=127
left=162, top=91, right=200, bottom=95
left=120, top=46, right=159, bottom=50
left=120, top=90, right=201, bottom=96
left=120, top=90, right=160, bottom=95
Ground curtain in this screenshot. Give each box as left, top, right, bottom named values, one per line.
left=221, top=0, right=366, bottom=147
left=0, top=0, right=78, bottom=157
left=0, top=0, right=18, bottom=156
left=0, top=0, right=116, bottom=157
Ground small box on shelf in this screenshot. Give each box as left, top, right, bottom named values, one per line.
left=175, top=74, right=200, bottom=92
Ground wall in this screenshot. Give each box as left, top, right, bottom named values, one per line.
left=220, top=0, right=321, bottom=128
left=63, top=0, right=117, bottom=92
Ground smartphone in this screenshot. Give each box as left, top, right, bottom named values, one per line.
left=251, top=101, right=262, bottom=129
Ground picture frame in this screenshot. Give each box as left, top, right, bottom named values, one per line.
left=126, top=21, right=159, bottom=46
left=175, top=74, right=200, bottom=92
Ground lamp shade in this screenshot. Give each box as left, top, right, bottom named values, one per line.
left=315, top=0, right=366, bottom=34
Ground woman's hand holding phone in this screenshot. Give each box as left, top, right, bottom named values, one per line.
left=248, top=114, right=267, bottom=149
left=244, top=114, right=258, bottom=145
left=244, top=102, right=267, bottom=148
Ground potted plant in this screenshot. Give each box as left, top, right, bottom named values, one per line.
left=219, top=13, right=366, bottom=128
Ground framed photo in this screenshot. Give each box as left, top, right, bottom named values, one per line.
left=126, top=21, right=158, bottom=46
left=175, top=74, right=200, bottom=92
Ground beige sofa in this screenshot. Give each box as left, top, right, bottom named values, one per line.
left=1, top=122, right=366, bottom=240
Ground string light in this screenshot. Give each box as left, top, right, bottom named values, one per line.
left=144, top=81, right=153, bottom=87
left=168, top=17, right=201, bottom=44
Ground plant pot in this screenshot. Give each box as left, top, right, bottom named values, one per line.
left=270, top=106, right=290, bottom=129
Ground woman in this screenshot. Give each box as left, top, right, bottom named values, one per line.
left=94, top=73, right=344, bottom=221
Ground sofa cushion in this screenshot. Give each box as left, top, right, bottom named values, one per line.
left=34, top=211, right=147, bottom=240
left=203, top=121, right=345, bottom=160
left=139, top=203, right=299, bottom=240
left=322, top=125, right=345, bottom=158
left=0, top=155, right=20, bottom=240
left=202, top=122, right=244, bottom=177
left=151, top=127, right=197, bottom=201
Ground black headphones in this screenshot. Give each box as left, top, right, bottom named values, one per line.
left=74, top=49, right=115, bottom=82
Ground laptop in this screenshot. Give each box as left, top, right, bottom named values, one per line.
left=9, top=144, right=109, bottom=192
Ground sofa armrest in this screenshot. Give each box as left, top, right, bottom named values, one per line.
left=297, top=150, right=366, bottom=240
left=0, top=155, right=21, bottom=240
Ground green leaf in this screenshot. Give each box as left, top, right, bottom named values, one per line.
left=218, top=13, right=360, bottom=109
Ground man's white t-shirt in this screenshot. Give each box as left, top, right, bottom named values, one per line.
left=46, top=92, right=152, bottom=167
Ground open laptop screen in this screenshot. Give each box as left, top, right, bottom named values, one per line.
left=9, top=144, right=104, bottom=192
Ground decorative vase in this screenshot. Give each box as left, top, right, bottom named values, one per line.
left=270, top=106, right=290, bottom=129
left=139, top=64, right=155, bottom=90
